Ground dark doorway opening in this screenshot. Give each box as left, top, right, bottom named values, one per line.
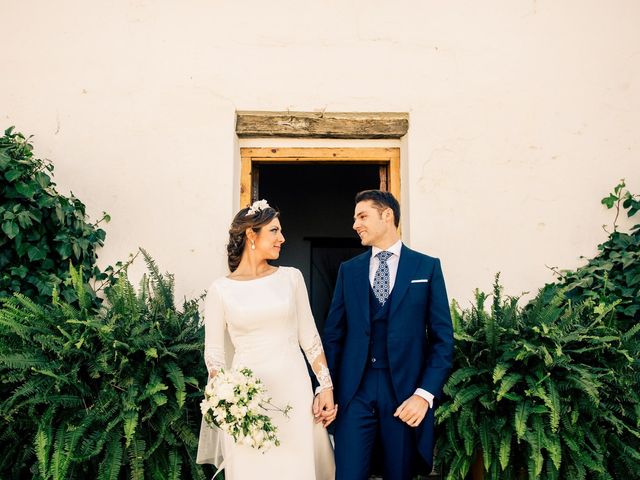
left=258, top=163, right=381, bottom=330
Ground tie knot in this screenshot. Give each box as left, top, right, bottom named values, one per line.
left=376, top=251, right=393, bottom=263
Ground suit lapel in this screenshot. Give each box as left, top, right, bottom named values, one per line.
left=389, top=244, right=420, bottom=318
left=352, top=249, right=371, bottom=326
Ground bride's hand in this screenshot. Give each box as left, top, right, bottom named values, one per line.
left=321, top=404, right=338, bottom=428
left=313, top=389, right=338, bottom=427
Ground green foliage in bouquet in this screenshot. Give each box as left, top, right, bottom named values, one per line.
left=0, top=127, right=111, bottom=304
left=435, top=277, right=640, bottom=480
left=0, top=250, right=208, bottom=479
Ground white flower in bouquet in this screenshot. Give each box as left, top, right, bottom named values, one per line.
left=229, top=403, right=248, bottom=419
left=215, top=381, right=235, bottom=402
left=248, top=396, right=260, bottom=412
left=201, top=367, right=292, bottom=452
left=200, top=398, right=212, bottom=416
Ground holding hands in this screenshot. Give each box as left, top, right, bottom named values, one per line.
left=313, top=389, right=338, bottom=428
left=313, top=391, right=429, bottom=428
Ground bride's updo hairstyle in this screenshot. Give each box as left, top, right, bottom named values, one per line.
left=227, top=201, right=279, bottom=272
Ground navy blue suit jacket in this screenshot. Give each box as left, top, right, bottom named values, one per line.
left=322, top=244, right=454, bottom=466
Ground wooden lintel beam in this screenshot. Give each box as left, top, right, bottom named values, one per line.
left=236, top=111, right=409, bottom=139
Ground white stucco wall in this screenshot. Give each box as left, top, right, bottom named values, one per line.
left=2, top=1, right=638, bottom=304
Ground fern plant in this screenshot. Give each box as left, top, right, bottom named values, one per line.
left=435, top=276, right=640, bottom=480
left=0, top=250, right=209, bottom=479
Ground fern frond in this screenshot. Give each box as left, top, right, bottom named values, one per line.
left=139, top=248, right=174, bottom=310
left=166, top=449, right=182, bottom=480
left=479, top=418, right=492, bottom=471
left=492, top=362, right=510, bottom=384
left=34, top=426, right=51, bottom=480
left=97, top=435, right=123, bottom=480
left=514, top=401, right=530, bottom=441
left=498, top=429, right=511, bottom=471
left=122, top=411, right=138, bottom=448
left=443, top=366, right=480, bottom=395
left=0, top=353, right=48, bottom=369
left=127, top=437, right=146, bottom=480
left=496, top=373, right=522, bottom=401
left=164, top=361, right=186, bottom=409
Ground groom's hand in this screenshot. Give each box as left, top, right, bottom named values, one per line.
left=313, top=389, right=338, bottom=427
left=394, top=394, right=429, bottom=427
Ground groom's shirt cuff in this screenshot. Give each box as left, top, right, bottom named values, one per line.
left=414, top=388, right=434, bottom=408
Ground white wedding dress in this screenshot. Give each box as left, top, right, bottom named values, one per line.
left=196, top=266, right=335, bottom=480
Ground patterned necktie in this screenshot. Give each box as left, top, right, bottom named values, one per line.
left=373, top=251, right=393, bottom=305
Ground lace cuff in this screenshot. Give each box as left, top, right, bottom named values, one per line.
left=302, top=334, right=333, bottom=393
left=204, top=345, right=225, bottom=376
left=314, top=363, right=333, bottom=394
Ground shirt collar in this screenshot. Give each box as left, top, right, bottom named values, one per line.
left=372, top=239, right=403, bottom=259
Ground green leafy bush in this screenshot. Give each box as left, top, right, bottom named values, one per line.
left=435, top=277, right=640, bottom=480
left=436, top=182, right=640, bottom=479
left=544, top=180, right=640, bottom=326
left=0, top=127, right=109, bottom=304
left=0, top=251, right=208, bottom=479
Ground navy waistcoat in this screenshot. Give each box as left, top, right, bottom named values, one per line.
left=369, top=286, right=391, bottom=369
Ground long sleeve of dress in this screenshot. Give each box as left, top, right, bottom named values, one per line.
left=293, top=268, right=333, bottom=393
left=203, top=282, right=226, bottom=377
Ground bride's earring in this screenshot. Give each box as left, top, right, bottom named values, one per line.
left=251, top=240, right=255, bottom=250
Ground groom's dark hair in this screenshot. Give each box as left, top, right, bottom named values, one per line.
left=355, top=190, right=400, bottom=228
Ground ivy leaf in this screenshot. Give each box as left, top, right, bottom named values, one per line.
left=34, top=172, right=51, bottom=188
left=601, top=194, right=617, bottom=209
left=4, top=169, right=22, bottom=182
left=622, top=304, right=640, bottom=316
left=15, top=182, right=36, bottom=199
left=37, top=195, right=55, bottom=208
left=16, top=212, right=34, bottom=228
left=57, top=243, right=72, bottom=259
left=10, top=265, right=28, bottom=278
left=2, top=220, right=19, bottom=239
left=628, top=199, right=640, bottom=217
left=0, top=150, right=12, bottom=168
left=55, top=205, right=64, bottom=224
left=28, top=246, right=47, bottom=262
left=626, top=272, right=640, bottom=287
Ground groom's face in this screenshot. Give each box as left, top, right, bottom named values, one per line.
left=353, top=200, right=389, bottom=247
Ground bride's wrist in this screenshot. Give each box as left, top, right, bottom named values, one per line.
left=314, top=386, right=333, bottom=396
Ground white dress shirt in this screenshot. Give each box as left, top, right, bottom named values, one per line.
left=370, top=239, right=434, bottom=409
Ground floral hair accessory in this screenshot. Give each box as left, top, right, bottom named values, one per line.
left=246, top=199, right=270, bottom=216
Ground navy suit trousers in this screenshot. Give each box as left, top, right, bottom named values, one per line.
left=334, top=367, right=417, bottom=480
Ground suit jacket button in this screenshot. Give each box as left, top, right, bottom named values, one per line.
left=371, top=357, right=377, bottom=363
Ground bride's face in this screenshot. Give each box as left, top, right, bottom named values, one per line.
left=254, top=217, right=285, bottom=260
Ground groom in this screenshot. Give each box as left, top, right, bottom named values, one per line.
left=322, top=190, right=454, bottom=480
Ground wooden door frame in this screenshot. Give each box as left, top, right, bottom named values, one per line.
left=239, top=147, right=401, bottom=209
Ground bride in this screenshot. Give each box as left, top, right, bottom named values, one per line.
left=197, top=200, right=336, bottom=479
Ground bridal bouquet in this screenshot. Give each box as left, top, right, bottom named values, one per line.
left=201, top=367, right=292, bottom=452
